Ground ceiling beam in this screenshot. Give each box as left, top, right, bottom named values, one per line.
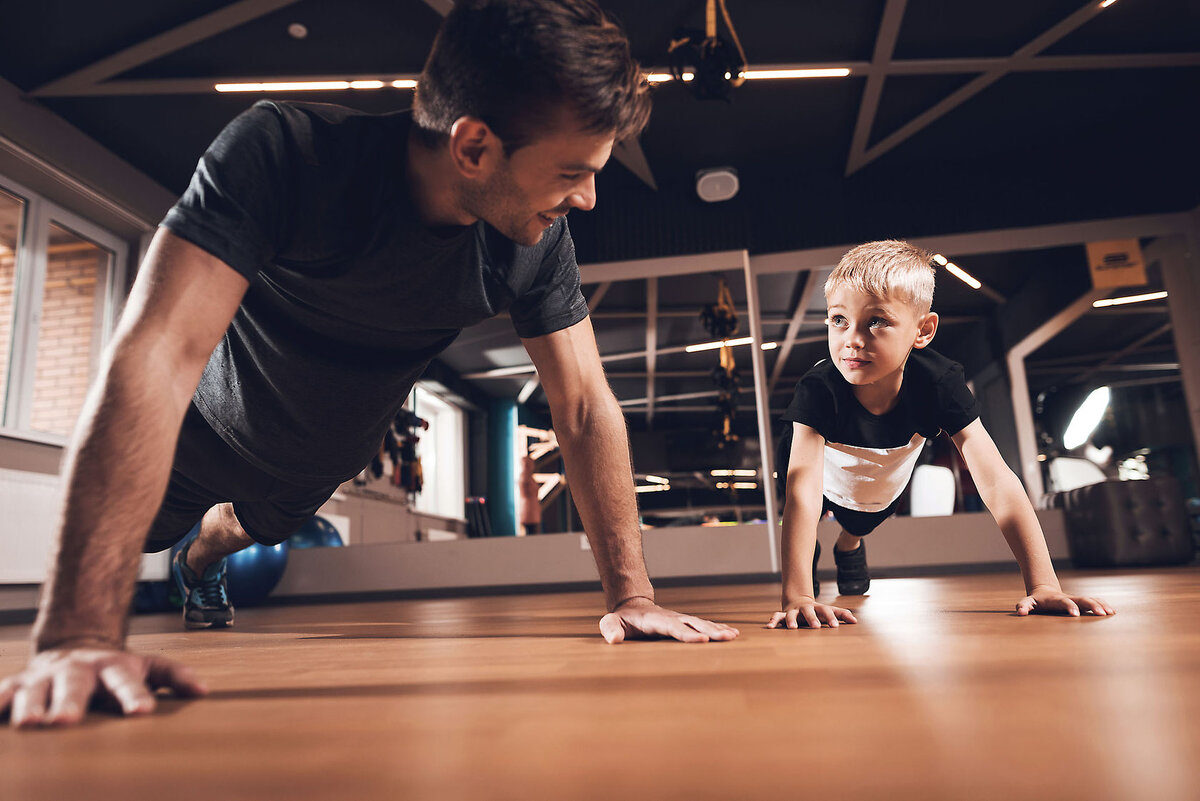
left=29, top=0, right=302, bottom=97
left=768, top=270, right=821, bottom=395
left=845, top=0, right=908, bottom=177
left=1071, top=322, right=1174, bottom=386
left=849, top=0, right=1112, bottom=175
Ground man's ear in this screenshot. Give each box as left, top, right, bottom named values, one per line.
left=447, top=116, right=500, bottom=179
left=913, top=311, right=938, bottom=349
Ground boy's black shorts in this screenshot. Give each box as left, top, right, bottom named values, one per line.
left=821, top=495, right=902, bottom=538
left=143, top=403, right=341, bottom=553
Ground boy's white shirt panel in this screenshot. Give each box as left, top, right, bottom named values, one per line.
left=823, top=432, right=926, bottom=511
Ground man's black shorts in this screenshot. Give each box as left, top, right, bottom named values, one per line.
left=143, top=403, right=341, bottom=552
left=820, top=495, right=902, bottom=538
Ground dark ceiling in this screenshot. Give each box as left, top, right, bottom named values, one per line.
left=1, top=0, right=1197, bottom=497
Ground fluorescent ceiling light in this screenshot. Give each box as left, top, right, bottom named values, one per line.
left=1092, top=290, right=1167, bottom=308
left=931, top=253, right=948, bottom=266
left=944, top=262, right=982, bottom=290
left=686, top=337, right=777, bottom=353
left=1100, top=0, right=1118, bottom=8
left=643, top=475, right=670, bottom=485
left=215, top=79, right=417, bottom=93
left=646, top=72, right=694, bottom=83
left=1063, top=386, right=1111, bottom=450
left=646, top=68, right=847, bottom=84
left=635, top=484, right=670, bottom=493
left=731, top=482, right=758, bottom=490
left=743, top=68, right=850, bottom=79
left=711, top=469, right=757, bottom=477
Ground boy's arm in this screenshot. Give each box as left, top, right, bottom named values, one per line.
left=769, top=422, right=857, bottom=629
left=951, top=419, right=1115, bottom=617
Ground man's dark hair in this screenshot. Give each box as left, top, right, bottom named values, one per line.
left=413, top=0, right=651, bottom=151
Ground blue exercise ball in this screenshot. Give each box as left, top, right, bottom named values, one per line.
left=288, top=514, right=344, bottom=549
left=172, top=521, right=289, bottom=608
left=225, top=541, right=289, bottom=607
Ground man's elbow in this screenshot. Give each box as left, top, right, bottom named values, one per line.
left=551, top=385, right=622, bottom=439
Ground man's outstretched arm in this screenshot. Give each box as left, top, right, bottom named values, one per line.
left=1, top=229, right=249, bottom=727
left=522, top=317, right=739, bottom=644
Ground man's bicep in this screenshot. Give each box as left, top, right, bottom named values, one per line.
left=520, top=316, right=608, bottom=410
left=119, top=228, right=249, bottom=369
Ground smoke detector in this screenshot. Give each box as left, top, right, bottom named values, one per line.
left=696, top=167, right=739, bottom=203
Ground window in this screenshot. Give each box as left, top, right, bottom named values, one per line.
left=0, top=187, right=24, bottom=411
left=0, top=175, right=128, bottom=440
left=412, top=384, right=467, bottom=521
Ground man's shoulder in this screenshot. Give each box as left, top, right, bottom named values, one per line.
left=245, top=100, right=412, bottom=166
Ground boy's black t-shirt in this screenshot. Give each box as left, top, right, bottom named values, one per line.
left=162, top=100, right=589, bottom=483
left=777, top=347, right=980, bottom=511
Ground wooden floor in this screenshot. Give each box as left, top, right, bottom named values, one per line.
left=1, top=567, right=1198, bottom=801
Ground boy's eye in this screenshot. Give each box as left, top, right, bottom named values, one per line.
left=826, top=315, right=847, bottom=327
left=869, top=317, right=890, bottom=329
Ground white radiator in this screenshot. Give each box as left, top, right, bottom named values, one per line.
left=0, top=467, right=168, bottom=584
left=0, top=467, right=63, bottom=583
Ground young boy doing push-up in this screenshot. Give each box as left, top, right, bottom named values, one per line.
left=768, top=240, right=1115, bottom=630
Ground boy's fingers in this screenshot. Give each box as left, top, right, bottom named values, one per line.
left=786, top=610, right=800, bottom=629
left=818, top=607, right=839, bottom=627
left=1080, top=597, right=1108, bottom=616
left=836, top=608, right=858, bottom=624
left=801, top=609, right=822, bottom=629
left=767, top=612, right=785, bottom=629
left=1015, top=596, right=1035, bottom=616
left=1064, top=599, right=1081, bottom=617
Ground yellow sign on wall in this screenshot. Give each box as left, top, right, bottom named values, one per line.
left=1086, top=239, right=1147, bottom=289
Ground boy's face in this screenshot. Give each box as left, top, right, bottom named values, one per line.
left=825, top=285, right=938, bottom=391
left=463, top=112, right=613, bottom=247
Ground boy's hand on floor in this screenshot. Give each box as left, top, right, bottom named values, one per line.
left=1016, top=587, right=1116, bottom=617
left=768, top=601, right=857, bottom=630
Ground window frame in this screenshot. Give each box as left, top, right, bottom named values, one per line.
left=0, top=172, right=129, bottom=444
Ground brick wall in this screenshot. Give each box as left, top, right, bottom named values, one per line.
left=0, top=247, right=13, bottom=405
left=29, top=243, right=104, bottom=435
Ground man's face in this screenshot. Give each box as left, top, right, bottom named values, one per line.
left=465, top=118, right=613, bottom=247
left=825, top=286, right=932, bottom=389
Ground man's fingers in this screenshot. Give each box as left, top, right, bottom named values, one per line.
left=11, top=678, right=51, bottom=728
left=680, top=616, right=738, bottom=641
left=599, top=612, right=627, bottom=644
left=1064, top=598, right=1081, bottom=617
left=667, top=619, right=709, bottom=643
left=98, top=665, right=156, bottom=717
left=46, top=666, right=96, bottom=726
left=145, top=657, right=208, bottom=698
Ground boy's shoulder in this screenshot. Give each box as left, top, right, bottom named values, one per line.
left=901, top=347, right=966, bottom=390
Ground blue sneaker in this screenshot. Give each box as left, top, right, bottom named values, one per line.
left=171, top=539, right=234, bottom=629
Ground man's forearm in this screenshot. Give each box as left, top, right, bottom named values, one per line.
left=552, top=395, right=654, bottom=610
left=33, top=347, right=192, bottom=651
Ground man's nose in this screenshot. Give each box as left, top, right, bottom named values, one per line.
left=569, top=174, right=596, bottom=212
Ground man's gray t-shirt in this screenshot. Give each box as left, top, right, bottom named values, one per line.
left=162, top=100, right=589, bottom=484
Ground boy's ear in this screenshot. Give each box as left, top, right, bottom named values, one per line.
left=913, top=311, right=938, bottom=349
left=447, top=116, right=501, bottom=179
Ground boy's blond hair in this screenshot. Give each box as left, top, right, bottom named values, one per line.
left=824, top=239, right=936, bottom=315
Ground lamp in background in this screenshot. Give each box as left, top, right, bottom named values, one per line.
left=1063, top=386, right=1111, bottom=450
